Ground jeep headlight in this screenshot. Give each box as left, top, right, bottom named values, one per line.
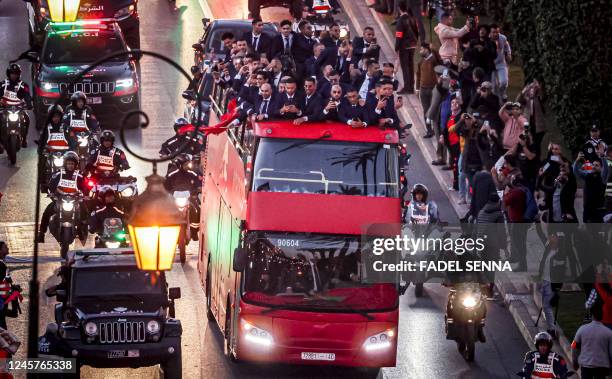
left=42, top=82, right=58, bottom=91
left=53, top=157, right=64, bottom=167
left=62, top=201, right=74, bottom=212
left=84, top=322, right=98, bottom=336
left=8, top=113, right=19, bottom=122
left=146, top=320, right=160, bottom=334
left=114, top=4, right=135, bottom=18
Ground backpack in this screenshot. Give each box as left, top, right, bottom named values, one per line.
left=520, top=186, right=538, bottom=222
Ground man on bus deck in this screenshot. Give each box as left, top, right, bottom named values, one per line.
left=247, top=83, right=280, bottom=121
left=293, top=77, right=324, bottom=125
left=277, top=77, right=305, bottom=120
left=339, top=88, right=369, bottom=128
left=321, top=84, right=344, bottom=122
left=365, top=78, right=401, bottom=131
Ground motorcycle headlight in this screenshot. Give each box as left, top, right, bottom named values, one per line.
left=105, top=241, right=121, bottom=249
left=363, top=329, right=394, bottom=352
left=7, top=113, right=19, bottom=122
left=84, top=322, right=98, bottom=336
left=53, top=157, right=64, bottom=167
left=78, top=137, right=89, bottom=147
left=121, top=187, right=135, bottom=197
left=116, top=78, right=134, bottom=88
left=241, top=320, right=274, bottom=347
left=461, top=295, right=478, bottom=308
left=62, top=201, right=74, bottom=212
left=340, top=27, right=349, bottom=39
left=146, top=320, right=160, bottom=334
left=114, top=4, right=135, bottom=18
left=175, top=197, right=188, bottom=208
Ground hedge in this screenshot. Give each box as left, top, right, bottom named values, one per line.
left=505, top=0, right=612, bottom=151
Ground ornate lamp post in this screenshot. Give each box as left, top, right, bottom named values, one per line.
left=27, top=47, right=202, bottom=361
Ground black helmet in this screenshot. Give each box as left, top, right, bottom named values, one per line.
left=70, top=91, right=87, bottom=106
left=63, top=151, right=80, bottom=167
left=411, top=183, right=429, bottom=202
left=173, top=117, right=190, bottom=132
left=99, top=186, right=116, bottom=199
left=6, top=63, right=22, bottom=78
left=174, top=153, right=191, bottom=168
left=47, top=104, right=64, bottom=118
left=534, top=331, right=553, bottom=349
left=100, top=130, right=115, bottom=144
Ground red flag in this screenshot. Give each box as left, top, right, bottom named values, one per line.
left=200, top=107, right=240, bottom=136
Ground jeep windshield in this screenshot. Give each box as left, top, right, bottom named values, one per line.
left=252, top=139, right=399, bottom=197
left=242, top=233, right=398, bottom=312
left=72, top=268, right=164, bottom=301
left=43, top=30, right=127, bottom=65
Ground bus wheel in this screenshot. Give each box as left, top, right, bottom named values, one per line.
left=224, top=301, right=239, bottom=363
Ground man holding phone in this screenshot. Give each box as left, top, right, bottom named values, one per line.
left=338, top=88, right=368, bottom=128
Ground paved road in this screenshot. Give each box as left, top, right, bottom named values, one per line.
left=0, top=0, right=528, bottom=377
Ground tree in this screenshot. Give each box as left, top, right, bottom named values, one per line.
left=506, top=0, right=612, bottom=151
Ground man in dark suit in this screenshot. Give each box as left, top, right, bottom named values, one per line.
left=292, top=21, right=317, bottom=80
left=294, top=77, right=324, bottom=124
left=318, top=70, right=352, bottom=99
left=320, top=24, right=342, bottom=48
left=304, top=43, right=326, bottom=80
left=395, top=3, right=419, bottom=94
left=248, top=83, right=280, bottom=121
left=365, top=79, right=401, bottom=129
left=353, top=59, right=381, bottom=100
left=338, top=88, right=369, bottom=127
left=242, top=18, right=272, bottom=59
left=321, top=84, right=344, bottom=121
left=370, top=62, right=400, bottom=91
left=276, top=77, right=304, bottom=120
left=271, top=19, right=296, bottom=59
left=351, top=27, right=380, bottom=67
left=319, top=41, right=353, bottom=83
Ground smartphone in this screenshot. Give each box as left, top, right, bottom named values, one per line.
left=550, top=155, right=561, bottom=162
left=542, top=162, right=551, bottom=172
left=484, top=120, right=490, bottom=128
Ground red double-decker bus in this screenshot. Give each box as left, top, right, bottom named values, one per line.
left=198, top=113, right=401, bottom=368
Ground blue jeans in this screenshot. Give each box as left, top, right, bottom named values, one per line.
left=458, top=154, right=467, bottom=200
left=541, top=281, right=556, bottom=330
left=492, top=65, right=509, bottom=100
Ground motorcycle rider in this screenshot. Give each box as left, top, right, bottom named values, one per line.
left=86, top=130, right=130, bottom=180
left=1, top=63, right=33, bottom=148
left=63, top=91, right=100, bottom=149
left=165, top=153, right=202, bottom=240
left=38, top=151, right=89, bottom=243
left=159, top=118, right=205, bottom=158
left=38, top=105, right=70, bottom=160
left=405, top=183, right=440, bottom=225
left=88, top=187, right=127, bottom=236
left=520, top=331, right=569, bottom=378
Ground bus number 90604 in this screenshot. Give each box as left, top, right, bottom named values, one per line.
left=276, top=239, right=299, bottom=247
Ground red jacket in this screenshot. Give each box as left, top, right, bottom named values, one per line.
left=595, top=282, right=612, bottom=325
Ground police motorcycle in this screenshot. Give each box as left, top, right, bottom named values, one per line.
left=95, top=218, right=129, bottom=249
left=0, top=102, right=26, bottom=165
left=88, top=175, right=138, bottom=211
left=74, top=131, right=98, bottom=172
left=40, top=106, right=71, bottom=193
left=401, top=183, right=445, bottom=297
left=445, top=279, right=487, bottom=362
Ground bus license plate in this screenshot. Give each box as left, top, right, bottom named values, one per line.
left=301, top=352, right=335, bottom=361
left=88, top=97, right=102, bottom=104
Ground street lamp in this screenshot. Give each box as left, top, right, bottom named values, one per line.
left=128, top=173, right=184, bottom=271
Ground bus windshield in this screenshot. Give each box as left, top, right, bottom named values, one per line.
left=252, top=139, right=399, bottom=197
left=242, top=233, right=398, bottom=312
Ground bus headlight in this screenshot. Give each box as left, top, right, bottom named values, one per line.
left=241, top=320, right=273, bottom=347
left=363, top=329, right=394, bottom=352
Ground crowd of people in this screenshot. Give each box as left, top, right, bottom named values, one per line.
left=189, top=17, right=408, bottom=133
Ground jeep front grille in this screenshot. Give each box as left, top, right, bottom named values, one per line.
left=59, top=82, right=116, bottom=95
left=99, top=321, right=146, bottom=344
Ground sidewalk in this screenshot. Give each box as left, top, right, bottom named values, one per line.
left=339, top=0, right=580, bottom=368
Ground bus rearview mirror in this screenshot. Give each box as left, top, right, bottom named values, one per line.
left=233, top=247, right=247, bottom=272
